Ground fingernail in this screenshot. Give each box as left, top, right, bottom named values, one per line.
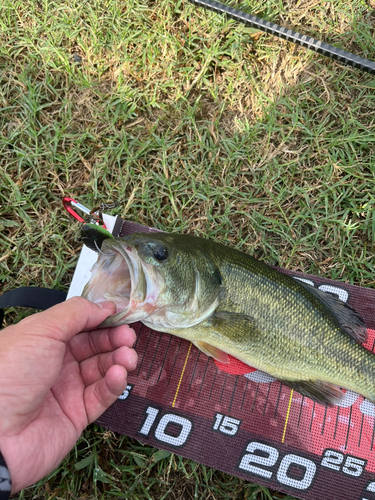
left=130, top=350, right=138, bottom=371
left=97, top=300, right=116, bottom=310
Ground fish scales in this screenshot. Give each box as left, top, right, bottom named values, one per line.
left=82, top=229, right=373, bottom=406
left=182, top=242, right=374, bottom=399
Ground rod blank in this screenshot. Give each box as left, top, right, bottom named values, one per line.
left=188, top=0, right=375, bottom=75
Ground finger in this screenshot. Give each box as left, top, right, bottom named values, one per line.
left=79, top=346, right=138, bottom=386
left=84, top=365, right=128, bottom=423
left=69, top=324, right=136, bottom=362
left=20, top=297, right=116, bottom=343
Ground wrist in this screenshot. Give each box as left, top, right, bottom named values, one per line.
left=0, top=449, right=11, bottom=499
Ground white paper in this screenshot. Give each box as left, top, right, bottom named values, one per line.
left=66, top=214, right=118, bottom=300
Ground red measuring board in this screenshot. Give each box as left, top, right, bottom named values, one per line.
left=96, top=220, right=375, bottom=500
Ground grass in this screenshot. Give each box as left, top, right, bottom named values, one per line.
left=1, top=0, right=375, bottom=497
left=18, top=427, right=298, bottom=499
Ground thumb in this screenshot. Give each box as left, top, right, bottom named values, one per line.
left=20, top=297, right=116, bottom=342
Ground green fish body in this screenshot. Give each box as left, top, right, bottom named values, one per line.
left=82, top=230, right=372, bottom=406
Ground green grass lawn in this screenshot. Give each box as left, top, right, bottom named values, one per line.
left=1, top=0, right=375, bottom=498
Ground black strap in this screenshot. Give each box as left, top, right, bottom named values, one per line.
left=0, top=287, right=67, bottom=329
left=0, top=450, right=11, bottom=499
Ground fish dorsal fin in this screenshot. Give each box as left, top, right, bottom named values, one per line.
left=280, top=379, right=344, bottom=406
left=194, top=341, right=230, bottom=364
left=298, top=281, right=367, bottom=344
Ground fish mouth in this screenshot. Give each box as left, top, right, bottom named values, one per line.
left=82, top=240, right=162, bottom=326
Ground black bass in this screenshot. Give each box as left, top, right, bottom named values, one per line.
left=82, top=227, right=373, bottom=406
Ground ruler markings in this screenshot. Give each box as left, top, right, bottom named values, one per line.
left=228, top=376, right=239, bottom=413
left=358, top=412, right=365, bottom=448
left=220, top=373, right=228, bottom=403
left=281, top=389, right=294, bottom=443
left=371, top=415, right=375, bottom=451
left=157, top=335, right=172, bottom=383
left=241, top=378, right=250, bottom=410
left=198, top=357, right=210, bottom=397
left=321, top=405, right=328, bottom=436
left=273, top=383, right=283, bottom=419
left=344, top=405, right=353, bottom=450
left=297, top=396, right=305, bottom=427
left=333, top=406, right=340, bottom=440
left=172, top=343, right=192, bottom=408
left=146, top=331, right=162, bottom=380
left=136, top=324, right=150, bottom=376
left=168, top=338, right=183, bottom=386
left=209, top=367, right=218, bottom=400
left=133, top=322, right=143, bottom=350
left=130, top=323, right=372, bottom=470
left=309, top=402, right=316, bottom=432
left=263, top=384, right=271, bottom=415
left=188, top=351, right=201, bottom=392
left=251, top=382, right=260, bottom=413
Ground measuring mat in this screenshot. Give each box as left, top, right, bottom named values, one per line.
left=70, top=219, right=375, bottom=500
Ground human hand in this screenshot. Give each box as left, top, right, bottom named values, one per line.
left=0, top=297, right=137, bottom=493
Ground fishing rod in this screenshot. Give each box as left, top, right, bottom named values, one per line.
left=187, top=0, right=375, bottom=75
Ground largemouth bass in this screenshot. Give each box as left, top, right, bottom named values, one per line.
left=82, top=227, right=373, bottom=406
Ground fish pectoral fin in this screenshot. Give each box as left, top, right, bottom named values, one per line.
left=194, top=341, right=230, bottom=364
left=209, top=311, right=258, bottom=333
left=280, top=379, right=344, bottom=406
left=194, top=312, right=256, bottom=364
left=297, top=281, right=367, bottom=344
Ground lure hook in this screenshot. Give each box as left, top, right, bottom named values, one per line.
left=94, top=239, right=116, bottom=256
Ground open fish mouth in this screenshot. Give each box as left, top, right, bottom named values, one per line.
left=82, top=240, right=162, bottom=326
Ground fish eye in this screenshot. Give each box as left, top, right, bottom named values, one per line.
left=152, top=244, right=169, bottom=261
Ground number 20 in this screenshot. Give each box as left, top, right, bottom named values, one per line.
left=239, top=441, right=316, bottom=491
